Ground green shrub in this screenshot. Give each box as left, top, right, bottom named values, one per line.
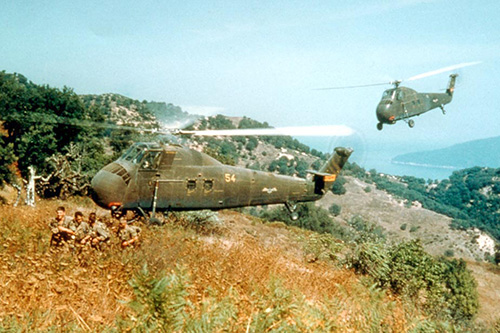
left=331, top=176, right=347, bottom=195
left=120, top=265, right=238, bottom=332
left=329, top=203, right=342, bottom=216
left=345, top=242, right=390, bottom=286
left=121, top=265, right=191, bottom=331
left=345, top=240, right=479, bottom=323
left=348, top=215, right=385, bottom=242
left=171, top=211, right=223, bottom=235
left=409, top=225, right=420, bottom=233
left=444, top=249, right=454, bottom=257
left=301, top=233, right=343, bottom=262
left=440, top=258, right=479, bottom=321
left=249, top=278, right=298, bottom=332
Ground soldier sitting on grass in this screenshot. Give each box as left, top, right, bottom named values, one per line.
left=117, top=216, right=141, bottom=248
left=49, top=206, right=77, bottom=246
left=76, top=212, right=110, bottom=248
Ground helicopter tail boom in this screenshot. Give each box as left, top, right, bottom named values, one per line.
left=307, top=147, right=353, bottom=194
left=446, top=74, right=458, bottom=96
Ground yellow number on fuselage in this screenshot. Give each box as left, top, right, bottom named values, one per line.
left=224, top=173, right=236, bottom=183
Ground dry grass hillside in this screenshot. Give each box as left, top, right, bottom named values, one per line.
left=2, top=197, right=496, bottom=331
left=0, top=196, right=498, bottom=331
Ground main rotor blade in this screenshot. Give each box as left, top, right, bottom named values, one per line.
left=178, top=125, right=355, bottom=137
left=4, top=111, right=191, bottom=135
left=406, top=61, right=481, bottom=81
left=314, top=82, right=390, bottom=90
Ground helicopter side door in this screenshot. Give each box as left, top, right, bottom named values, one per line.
left=137, top=150, right=163, bottom=209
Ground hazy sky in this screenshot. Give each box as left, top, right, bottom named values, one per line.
left=1, top=0, right=499, bottom=170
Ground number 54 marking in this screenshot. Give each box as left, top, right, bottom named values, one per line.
left=224, top=173, right=236, bottom=183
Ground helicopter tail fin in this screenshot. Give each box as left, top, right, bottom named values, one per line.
left=446, top=74, right=458, bottom=96
left=308, top=147, right=353, bottom=195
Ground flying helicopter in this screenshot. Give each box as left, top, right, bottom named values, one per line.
left=317, top=62, right=480, bottom=130
left=90, top=125, right=354, bottom=222
left=375, top=73, right=457, bottom=130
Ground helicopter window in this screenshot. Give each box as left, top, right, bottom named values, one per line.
left=123, top=146, right=145, bottom=163
left=187, top=179, right=196, bottom=191
left=122, top=147, right=138, bottom=161
left=140, top=151, right=161, bottom=170
left=382, top=89, right=396, bottom=100
left=397, top=91, right=404, bottom=100
left=204, top=180, right=213, bottom=191
left=134, top=149, right=147, bottom=164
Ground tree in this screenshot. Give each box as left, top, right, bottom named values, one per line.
left=0, top=136, right=16, bottom=187
left=0, top=72, right=89, bottom=178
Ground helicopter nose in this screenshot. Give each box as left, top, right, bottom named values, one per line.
left=90, top=168, right=128, bottom=209
left=376, top=103, right=395, bottom=124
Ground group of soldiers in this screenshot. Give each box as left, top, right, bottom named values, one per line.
left=49, top=206, right=141, bottom=249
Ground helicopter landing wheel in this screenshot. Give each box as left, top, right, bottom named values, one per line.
left=408, top=120, right=415, bottom=128
left=377, top=123, right=383, bottom=131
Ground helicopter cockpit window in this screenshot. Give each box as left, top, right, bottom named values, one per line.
left=122, top=146, right=139, bottom=161
left=122, top=145, right=146, bottom=163
left=121, top=143, right=163, bottom=165
left=382, top=89, right=396, bottom=100
left=397, top=91, right=404, bottom=100
left=134, top=149, right=147, bottom=164
left=140, top=151, right=161, bottom=170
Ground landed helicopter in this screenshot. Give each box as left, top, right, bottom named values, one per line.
left=90, top=133, right=353, bottom=223
left=317, top=62, right=480, bottom=130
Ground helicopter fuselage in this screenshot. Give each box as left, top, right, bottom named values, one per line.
left=376, top=74, right=457, bottom=130
left=91, top=143, right=352, bottom=216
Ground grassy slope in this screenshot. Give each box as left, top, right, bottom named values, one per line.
left=0, top=198, right=454, bottom=331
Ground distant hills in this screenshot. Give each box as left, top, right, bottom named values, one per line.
left=392, top=136, right=500, bottom=169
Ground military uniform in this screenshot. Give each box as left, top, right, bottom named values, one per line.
left=93, top=221, right=110, bottom=241
left=76, top=220, right=110, bottom=247
left=49, top=216, right=77, bottom=246
left=118, top=225, right=142, bottom=247
left=75, top=221, right=91, bottom=243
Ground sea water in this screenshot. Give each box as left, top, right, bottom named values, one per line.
left=298, top=137, right=454, bottom=181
